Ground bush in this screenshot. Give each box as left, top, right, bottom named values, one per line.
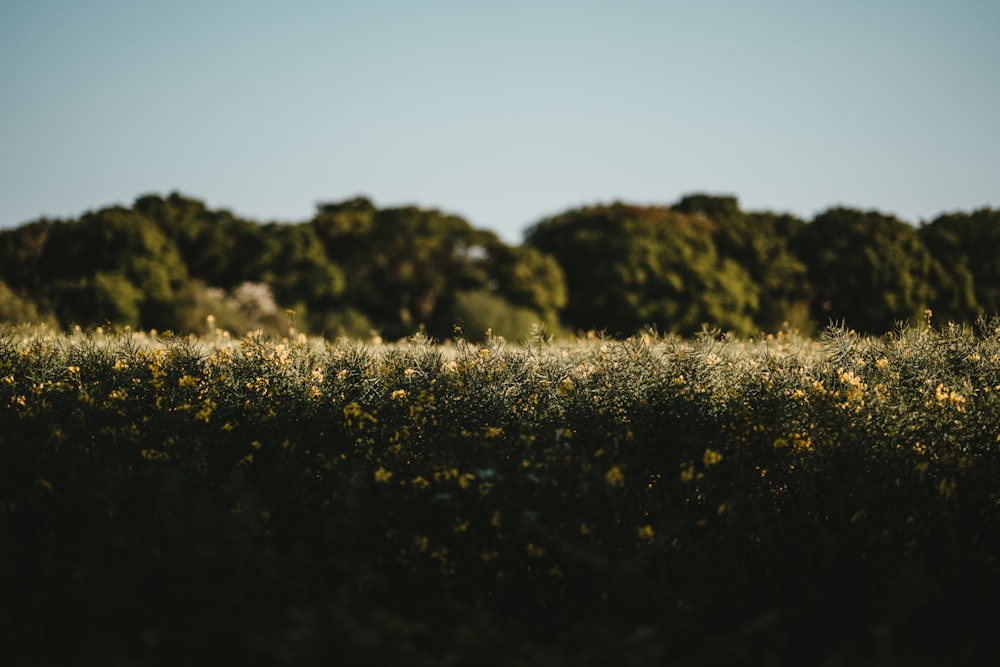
left=0, top=281, right=57, bottom=327
left=2, top=322, right=999, bottom=665
left=449, top=289, right=548, bottom=341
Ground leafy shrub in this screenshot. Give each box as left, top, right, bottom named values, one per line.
left=449, top=289, right=547, bottom=341
left=2, top=322, right=999, bottom=665
left=0, top=280, right=57, bottom=327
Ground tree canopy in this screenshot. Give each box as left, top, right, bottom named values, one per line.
left=1, top=192, right=998, bottom=337
left=525, top=203, right=759, bottom=336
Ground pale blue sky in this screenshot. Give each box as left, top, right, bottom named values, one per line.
left=2, top=1, right=997, bottom=242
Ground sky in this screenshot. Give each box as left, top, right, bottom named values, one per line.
left=2, top=1, right=998, bottom=243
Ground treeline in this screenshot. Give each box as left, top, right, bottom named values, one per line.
left=0, top=194, right=565, bottom=339
left=1, top=192, right=998, bottom=338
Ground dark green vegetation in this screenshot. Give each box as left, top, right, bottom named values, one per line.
left=2, top=323, right=999, bottom=665
left=2, top=192, right=998, bottom=338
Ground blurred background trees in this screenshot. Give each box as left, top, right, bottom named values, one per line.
left=524, top=202, right=759, bottom=336
left=1, top=191, right=997, bottom=338
left=792, top=207, right=935, bottom=333
left=918, top=208, right=1000, bottom=324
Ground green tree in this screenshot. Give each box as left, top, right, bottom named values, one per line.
left=0, top=219, right=53, bottom=294
left=793, top=207, right=934, bottom=333
left=311, top=196, right=378, bottom=249
left=449, top=289, right=545, bottom=341
left=48, top=272, right=146, bottom=328
left=478, top=241, right=567, bottom=330
left=312, top=197, right=569, bottom=338
left=311, top=201, right=492, bottom=338
left=34, top=206, right=189, bottom=329
left=247, top=222, right=346, bottom=323
left=673, top=194, right=812, bottom=332
left=134, top=192, right=266, bottom=288
left=919, top=208, right=1000, bottom=321
left=525, top=203, right=758, bottom=336
left=0, top=280, right=57, bottom=326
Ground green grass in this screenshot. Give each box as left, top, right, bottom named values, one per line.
left=2, top=321, right=999, bottom=666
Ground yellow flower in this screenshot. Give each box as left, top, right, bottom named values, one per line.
left=636, top=524, right=654, bottom=541
left=790, top=433, right=812, bottom=451
left=703, top=448, right=723, bottom=467
left=194, top=400, right=215, bottom=423
left=934, top=384, right=966, bottom=410
left=605, top=465, right=625, bottom=488
left=374, top=466, right=393, bottom=484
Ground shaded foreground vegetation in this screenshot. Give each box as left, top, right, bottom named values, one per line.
left=2, top=321, right=1000, bottom=665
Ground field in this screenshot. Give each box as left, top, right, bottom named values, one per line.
left=2, top=320, right=1000, bottom=666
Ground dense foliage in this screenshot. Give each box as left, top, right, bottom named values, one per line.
left=0, top=194, right=566, bottom=341
left=1, top=192, right=999, bottom=337
left=526, top=197, right=1000, bottom=336
left=2, top=321, right=999, bottom=665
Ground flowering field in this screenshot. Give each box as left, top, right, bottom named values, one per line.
left=2, top=321, right=1000, bottom=666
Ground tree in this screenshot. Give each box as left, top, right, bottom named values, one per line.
left=135, top=192, right=266, bottom=288
left=449, top=289, right=545, bottom=341
left=0, top=219, right=53, bottom=294
left=344, top=206, right=499, bottom=337
left=673, top=194, right=812, bottom=332
left=919, top=208, right=1000, bottom=321
left=0, top=280, right=57, bottom=326
left=312, top=197, right=570, bottom=338
left=247, top=222, right=346, bottom=322
left=477, top=241, right=567, bottom=330
left=35, top=207, right=190, bottom=329
left=525, top=203, right=759, bottom=336
left=793, top=207, right=934, bottom=333
left=311, top=196, right=378, bottom=248
left=48, top=272, right=145, bottom=328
